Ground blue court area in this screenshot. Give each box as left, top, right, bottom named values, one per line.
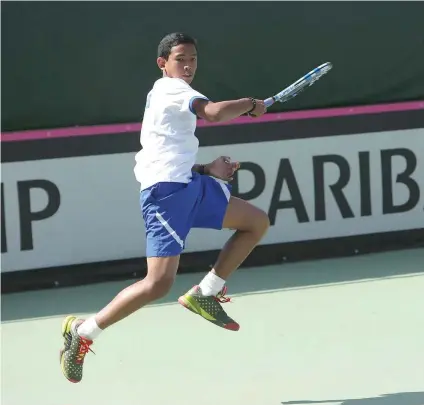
left=2, top=248, right=424, bottom=405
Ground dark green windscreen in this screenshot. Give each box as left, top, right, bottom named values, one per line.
left=2, top=2, right=423, bottom=131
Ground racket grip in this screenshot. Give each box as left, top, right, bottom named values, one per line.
left=264, top=97, right=274, bottom=108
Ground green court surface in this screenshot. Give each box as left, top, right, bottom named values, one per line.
left=2, top=249, right=424, bottom=405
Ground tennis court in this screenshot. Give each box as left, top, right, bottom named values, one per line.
left=2, top=248, right=424, bottom=405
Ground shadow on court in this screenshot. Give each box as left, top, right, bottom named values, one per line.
left=283, top=391, right=424, bottom=405
left=2, top=248, right=424, bottom=322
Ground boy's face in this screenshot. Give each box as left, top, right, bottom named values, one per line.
left=157, top=43, right=197, bottom=84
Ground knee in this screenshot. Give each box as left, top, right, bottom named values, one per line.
left=145, top=274, right=175, bottom=300
left=250, top=208, right=270, bottom=236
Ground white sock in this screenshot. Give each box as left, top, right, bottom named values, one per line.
left=198, top=271, right=225, bottom=296
left=77, top=316, right=102, bottom=340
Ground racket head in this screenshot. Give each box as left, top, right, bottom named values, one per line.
left=265, top=62, right=333, bottom=107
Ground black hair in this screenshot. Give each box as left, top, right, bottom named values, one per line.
left=157, top=32, right=197, bottom=60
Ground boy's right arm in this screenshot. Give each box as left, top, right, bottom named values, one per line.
left=192, top=98, right=266, bottom=123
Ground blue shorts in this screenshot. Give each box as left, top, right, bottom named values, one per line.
left=140, top=172, right=232, bottom=257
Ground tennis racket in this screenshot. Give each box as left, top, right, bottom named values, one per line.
left=264, top=62, right=333, bottom=108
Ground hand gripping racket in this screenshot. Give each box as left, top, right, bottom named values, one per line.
left=264, top=62, right=333, bottom=108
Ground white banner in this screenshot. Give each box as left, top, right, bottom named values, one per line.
left=1, top=128, right=423, bottom=272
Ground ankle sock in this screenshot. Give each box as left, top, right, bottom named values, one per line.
left=198, top=271, right=225, bottom=296
left=77, top=316, right=102, bottom=340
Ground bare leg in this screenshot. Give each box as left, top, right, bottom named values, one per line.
left=177, top=197, right=269, bottom=331
left=94, top=256, right=180, bottom=330
left=59, top=256, right=180, bottom=384
left=211, top=196, right=269, bottom=280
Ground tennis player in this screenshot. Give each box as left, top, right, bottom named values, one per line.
left=60, top=32, right=270, bottom=383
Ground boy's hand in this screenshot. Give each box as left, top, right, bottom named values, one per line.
left=249, top=99, right=267, bottom=117
left=205, top=156, right=240, bottom=181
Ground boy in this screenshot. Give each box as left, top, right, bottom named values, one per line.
left=60, top=32, right=269, bottom=383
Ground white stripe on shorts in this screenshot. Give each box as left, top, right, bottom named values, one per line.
left=213, top=178, right=231, bottom=201
left=155, top=212, right=184, bottom=248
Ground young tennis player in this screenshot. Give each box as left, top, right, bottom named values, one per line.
left=60, top=32, right=270, bottom=383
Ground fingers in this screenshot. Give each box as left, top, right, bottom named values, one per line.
left=250, top=99, right=267, bottom=117
left=220, top=156, right=239, bottom=168
left=227, top=161, right=240, bottom=181
left=211, top=156, right=240, bottom=181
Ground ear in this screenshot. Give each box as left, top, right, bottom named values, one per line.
left=157, top=57, right=166, bottom=71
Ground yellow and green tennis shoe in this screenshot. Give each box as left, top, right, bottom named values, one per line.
left=59, top=315, right=94, bottom=383
left=178, top=285, right=240, bottom=331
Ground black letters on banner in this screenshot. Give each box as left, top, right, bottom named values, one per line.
left=232, top=162, right=265, bottom=200
left=17, top=179, right=61, bottom=251
left=268, top=158, right=309, bottom=226
left=313, top=155, right=354, bottom=221
left=381, top=148, right=420, bottom=214
left=1, top=183, right=7, bottom=253
left=359, top=151, right=372, bottom=217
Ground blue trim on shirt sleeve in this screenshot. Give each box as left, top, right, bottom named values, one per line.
left=189, top=96, right=209, bottom=115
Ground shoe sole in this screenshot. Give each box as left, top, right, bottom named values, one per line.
left=178, top=295, right=240, bottom=331
left=61, top=315, right=76, bottom=337
left=60, top=315, right=80, bottom=383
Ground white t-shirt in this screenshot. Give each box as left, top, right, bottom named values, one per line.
left=134, top=77, right=209, bottom=190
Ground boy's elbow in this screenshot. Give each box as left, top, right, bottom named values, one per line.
left=205, top=112, right=221, bottom=122
left=202, top=104, right=223, bottom=123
